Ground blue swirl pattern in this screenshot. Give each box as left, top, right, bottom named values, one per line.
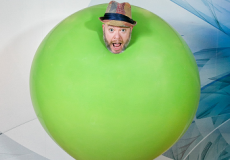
left=164, top=0, right=230, bottom=159
left=171, top=0, right=230, bottom=36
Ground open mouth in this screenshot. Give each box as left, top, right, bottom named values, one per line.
left=112, top=43, right=122, bottom=52
left=113, top=43, right=121, bottom=47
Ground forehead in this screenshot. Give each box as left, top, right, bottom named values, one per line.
left=105, top=24, right=130, bottom=29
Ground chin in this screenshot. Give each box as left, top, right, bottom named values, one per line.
left=111, top=49, right=123, bottom=54
left=110, top=45, right=124, bottom=54
left=111, top=50, right=124, bottom=54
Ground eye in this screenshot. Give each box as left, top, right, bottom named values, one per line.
left=109, top=28, right=114, bottom=32
left=121, top=29, right=126, bottom=32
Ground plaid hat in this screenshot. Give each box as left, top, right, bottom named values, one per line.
left=99, top=1, right=137, bottom=27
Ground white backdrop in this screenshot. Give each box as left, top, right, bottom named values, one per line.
left=0, top=0, right=212, bottom=159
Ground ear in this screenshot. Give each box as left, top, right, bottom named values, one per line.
left=130, top=26, right=133, bottom=32
left=102, top=24, right=104, bottom=30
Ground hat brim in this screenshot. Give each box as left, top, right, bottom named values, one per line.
left=99, top=17, right=137, bottom=27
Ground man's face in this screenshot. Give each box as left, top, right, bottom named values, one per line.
left=103, top=24, right=133, bottom=54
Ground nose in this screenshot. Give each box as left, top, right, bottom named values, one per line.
left=113, top=30, right=122, bottom=40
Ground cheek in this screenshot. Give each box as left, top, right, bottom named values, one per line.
left=105, top=33, right=113, bottom=42
left=122, top=33, right=130, bottom=42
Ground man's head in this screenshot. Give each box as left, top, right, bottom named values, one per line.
left=99, top=1, right=136, bottom=54
left=103, top=24, right=132, bottom=54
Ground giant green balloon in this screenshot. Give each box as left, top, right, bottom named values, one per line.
left=30, top=4, right=200, bottom=160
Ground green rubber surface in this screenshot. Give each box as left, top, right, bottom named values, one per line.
left=30, top=4, right=200, bottom=160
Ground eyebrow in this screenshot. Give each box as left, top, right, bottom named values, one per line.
left=108, top=25, right=129, bottom=29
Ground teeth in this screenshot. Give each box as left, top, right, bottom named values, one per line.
left=112, top=43, right=122, bottom=47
